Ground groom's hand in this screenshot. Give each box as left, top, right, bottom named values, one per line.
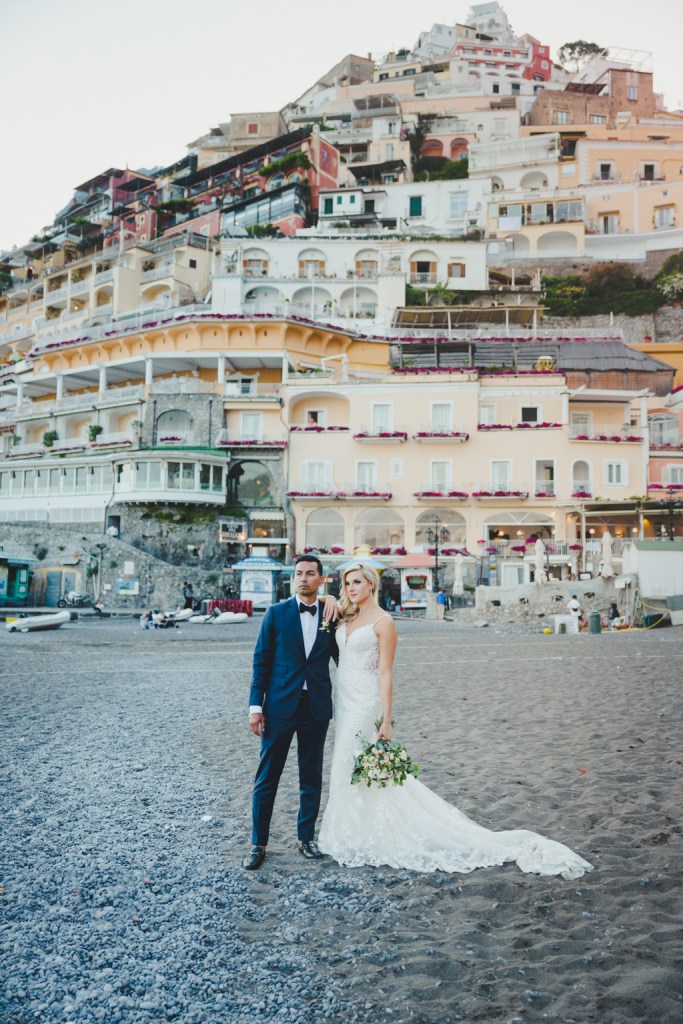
left=322, top=594, right=340, bottom=622
left=249, top=713, right=265, bottom=737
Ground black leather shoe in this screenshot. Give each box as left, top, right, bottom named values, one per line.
left=243, top=846, right=266, bottom=870
left=297, top=840, right=323, bottom=860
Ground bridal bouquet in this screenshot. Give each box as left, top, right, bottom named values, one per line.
left=351, top=721, right=420, bottom=789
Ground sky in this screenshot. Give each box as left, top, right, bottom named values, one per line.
left=1, top=0, right=681, bottom=253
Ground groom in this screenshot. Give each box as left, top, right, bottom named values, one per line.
left=244, top=555, right=339, bottom=870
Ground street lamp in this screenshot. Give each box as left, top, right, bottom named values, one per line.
left=425, top=515, right=450, bottom=588
left=655, top=499, right=683, bottom=541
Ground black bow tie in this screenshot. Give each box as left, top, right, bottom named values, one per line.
left=299, top=602, right=317, bottom=615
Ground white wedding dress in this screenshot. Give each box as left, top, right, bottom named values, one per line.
left=318, top=622, right=593, bottom=879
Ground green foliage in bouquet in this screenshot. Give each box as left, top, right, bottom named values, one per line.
left=351, top=719, right=420, bottom=788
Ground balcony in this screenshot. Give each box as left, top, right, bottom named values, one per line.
left=413, top=428, right=469, bottom=442
left=223, top=381, right=281, bottom=400
left=286, top=482, right=341, bottom=500
left=409, top=273, right=437, bottom=285
left=69, top=277, right=92, bottom=294
left=89, top=431, right=135, bottom=449
left=4, top=442, right=44, bottom=459
left=45, top=285, right=68, bottom=302
left=215, top=432, right=287, bottom=449
left=141, top=262, right=175, bottom=282
left=94, top=268, right=114, bottom=284
left=50, top=438, right=88, bottom=454
left=353, top=428, right=407, bottom=443
left=533, top=480, right=556, bottom=498
left=472, top=483, right=529, bottom=500
left=342, top=482, right=393, bottom=500
left=413, top=484, right=468, bottom=500
left=569, top=424, right=644, bottom=443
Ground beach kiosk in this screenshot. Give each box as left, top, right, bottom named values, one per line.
left=229, top=549, right=291, bottom=610
left=0, top=545, right=33, bottom=607
left=390, top=553, right=436, bottom=611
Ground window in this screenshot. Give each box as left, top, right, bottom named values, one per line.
left=385, top=144, right=394, bottom=160
left=390, top=458, right=403, bottom=478
left=323, top=197, right=333, bottom=214
left=75, top=467, right=87, bottom=495
left=35, top=469, right=48, bottom=495
left=511, top=82, right=520, bottom=95
left=301, top=461, right=332, bottom=488
left=600, top=212, right=619, bottom=235
left=448, top=262, right=465, bottom=278
left=62, top=467, right=75, bottom=495
left=241, top=411, right=262, bottom=439
left=305, top=408, right=327, bottom=427
left=371, top=403, right=392, bottom=433
left=665, top=465, right=683, bottom=484
left=449, top=193, right=468, bottom=218
left=570, top=413, right=592, bottom=437
left=9, top=470, right=22, bottom=497
left=655, top=206, right=675, bottom=229
left=365, top=199, right=375, bottom=213
left=492, top=83, right=500, bottom=94
left=520, top=406, right=539, bottom=423
left=590, top=114, right=606, bottom=124
left=430, top=461, right=451, bottom=489
left=167, top=462, right=196, bottom=490
left=23, top=470, right=35, bottom=495
left=431, top=403, right=452, bottom=431
left=627, top=86, right=638, bottom=100
left=408, top=195, right=423, bottom=218
left=0, top=471, right=8, bottom=497
left=605, top=461, right=627, bottom=486
left=556, top=110, right=568, bottom=125
left=643, top=163, right=656, bottom=181
left=349, top=194, right=356, bottom=204
left=541, top=61, right=548, bottom=69
left=479, top=404, right=496, bottom=425
left=305, top=508, right=344, bottom=549
left=336, top=195, right=342, bottom=205
left=247, top=123, right=258, bottom=134
left=356, top=461, right=377, bottom=491
left=189, top=258, right=197, bottom=269
left=490, top=460, right=511, bottom=489
left=599, top=162, right=614, bottom=180
left=554, top=199, right=583, bottom=222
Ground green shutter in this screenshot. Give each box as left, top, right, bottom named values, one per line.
left=409, top=196, right=422, bottom=217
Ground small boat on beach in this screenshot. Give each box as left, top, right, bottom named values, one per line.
left=6, top=610, right=71, bottom=633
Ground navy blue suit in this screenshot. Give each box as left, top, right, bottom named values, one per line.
left=249, top=597, right=338, bottom=846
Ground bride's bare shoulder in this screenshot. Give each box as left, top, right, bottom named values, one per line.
left=373, top=612, right=396, bottom=636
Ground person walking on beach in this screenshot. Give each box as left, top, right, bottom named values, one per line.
left=436, top=589, right=448, bottom=621
left=182, top=582, right=194, bottom=609
left=244, top=555, right=339, bottom=871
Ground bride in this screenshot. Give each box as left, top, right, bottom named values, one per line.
left=318, top=563, right=593, bottom=879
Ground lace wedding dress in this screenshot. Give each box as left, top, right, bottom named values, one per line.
left=318, top=622, right=593, bottom=879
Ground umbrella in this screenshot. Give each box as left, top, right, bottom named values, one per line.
left=453, top=552, right=464, bottom=596
left=335, top=556, right=385, bottom=571
left=534, top=538, right=547, bottom=584
left=601, top=531, right=614, bottom=579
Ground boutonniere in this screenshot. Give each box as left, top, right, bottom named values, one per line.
left=319, top=619, right=332, bottom=633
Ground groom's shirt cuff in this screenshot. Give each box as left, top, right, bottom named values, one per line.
left=249, top=705, right=263, bottom=714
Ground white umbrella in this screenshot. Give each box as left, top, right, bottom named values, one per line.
left=601, top=531, right=614, bottom=579
left=534, top=538, right=547, bottom=584
left=453, top=552, right=464, bottom=596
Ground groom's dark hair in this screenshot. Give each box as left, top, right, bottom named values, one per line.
left=294, top=553, right=324, bottom=576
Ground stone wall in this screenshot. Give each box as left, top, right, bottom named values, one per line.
left=0, top=523, right=228, bottom=611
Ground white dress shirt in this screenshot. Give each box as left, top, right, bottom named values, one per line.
left=249, top=600, right=319, bottom=714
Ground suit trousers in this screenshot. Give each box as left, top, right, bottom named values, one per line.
left=251, top=693, right=329, bottom=847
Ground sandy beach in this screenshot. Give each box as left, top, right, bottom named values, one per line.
left=1, top=616, right=681, bottom=1023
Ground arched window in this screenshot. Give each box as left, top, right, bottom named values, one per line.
left=354, top=508, right=404, bottom=549
left=156, top=409, right=194, bottom=443
left=227, top=460, right=275, bottom=506
left=266, top=173, right=285, bottom=191
left=649, top=412, right=678, bottom=446
left=305, top=508, right=344, bottom=550
left=415, top=509, right=466, bottom=547
left=571, top=460, right=592, bottom=495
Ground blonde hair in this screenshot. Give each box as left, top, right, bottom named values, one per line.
left=339, top=563, right=380, bottom=622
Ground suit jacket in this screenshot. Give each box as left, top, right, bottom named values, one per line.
left=249, top=597, right=339, bottom=721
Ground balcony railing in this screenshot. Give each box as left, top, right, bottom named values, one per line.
left=533, top=480, right=556, bottom=497
left=409, top=273, right=437, bottom=285
left=569, top=424, right=644, bottom=442
left=94, top=269, right=114, bottom=284
left=414, top=482, right=469, bottom=499
left=141, top=263, right=175, bottom=282
left=223, top=381, right=281, bottom=399
left=472, top=482, right=529, bottom=498
left=45, top=285, right=68, bottom=302
left=89, top=431, right=135, bottom=448
left=69, top=277, right=92, bottom=294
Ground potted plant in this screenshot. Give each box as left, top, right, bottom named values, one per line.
left=42, top=430, right=58, bottom=448
left=131, top=419, right=143, bottom=442
left=88, top=424, right=103, bottom=442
